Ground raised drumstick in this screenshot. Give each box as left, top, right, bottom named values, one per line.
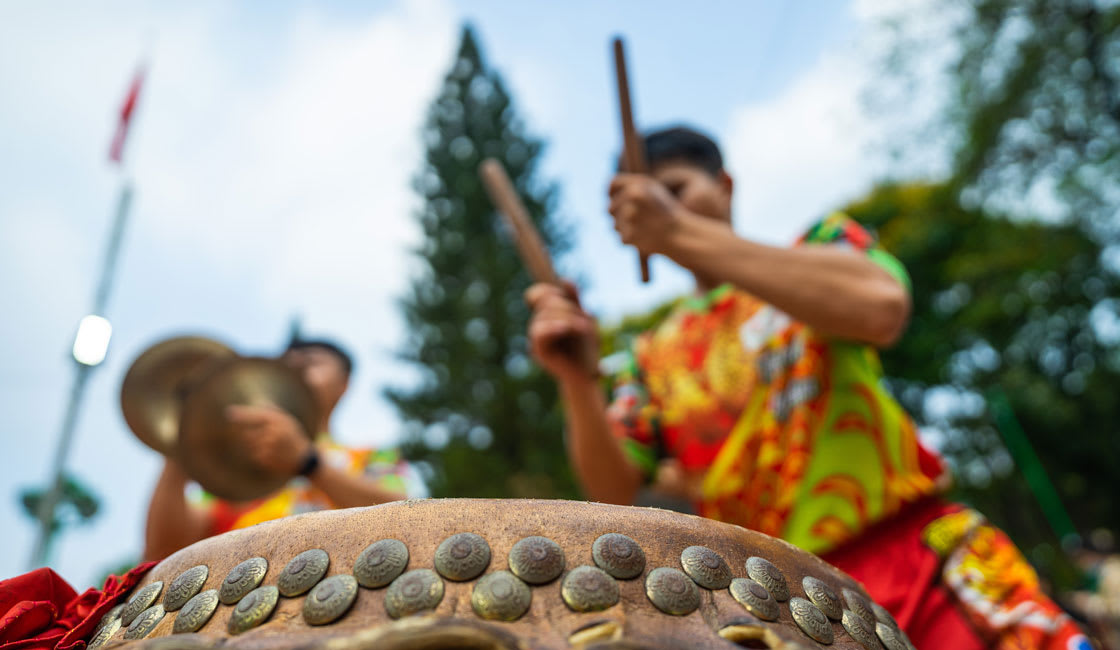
left=479, top=158, right=599, bottom=377
left=613, top=36, right=652, bottom=284
left=479, top=158, right=558, bottom=285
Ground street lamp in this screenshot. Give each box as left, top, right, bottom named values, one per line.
left=72, top=315, right=112, bottom=366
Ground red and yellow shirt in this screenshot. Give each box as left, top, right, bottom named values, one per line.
left=607, top=213, right=947, bottom=555
left=192, top=438, right=412, bottom=536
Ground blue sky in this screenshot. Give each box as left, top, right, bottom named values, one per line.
left=0, top=0, right=925, bottom=585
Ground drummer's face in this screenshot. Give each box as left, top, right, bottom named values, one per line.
left=283, top=347, right=348, bottom=413
left=650, top=160, right=733, bottom=225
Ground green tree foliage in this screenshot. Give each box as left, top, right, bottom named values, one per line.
left=844, top=183, right=1120, bottom=581
left=867, top=0, right=1120, bottom=567
left=879, top=0, right=1119, bottom=231
left=947, top=0, right=1120, bottom=234
left=386, top=26, right=576, bottom=499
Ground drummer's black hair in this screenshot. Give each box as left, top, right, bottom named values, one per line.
left=616, top=125, right=724, bottom=177
left=287, top=338, right=354, bottom=376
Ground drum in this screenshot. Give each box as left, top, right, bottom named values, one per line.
left=91, top=499, right=913, bottom=649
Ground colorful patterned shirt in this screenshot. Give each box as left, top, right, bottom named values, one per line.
left=607, top=213, right=948, bottom=555
left=191, top=438, right=414, bottom=535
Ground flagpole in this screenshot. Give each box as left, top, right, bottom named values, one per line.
left=28, top=63, right=144, bottom=569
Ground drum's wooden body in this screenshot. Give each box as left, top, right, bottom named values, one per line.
left=97, top=499, right=908, bottom=649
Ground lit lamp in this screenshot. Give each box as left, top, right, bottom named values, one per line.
left=72, top=315, right=112, bottom=366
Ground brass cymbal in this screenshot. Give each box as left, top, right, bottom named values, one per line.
left=177, top=357, right=319, bottom=501
left=120, top=336, right=236, bottom=455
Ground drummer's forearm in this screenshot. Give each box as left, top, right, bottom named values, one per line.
left=559, top=377, right=642, bottom=505
left=309, top=465, right=406, bottom=509
left=143, top=460, right=210, bottom=561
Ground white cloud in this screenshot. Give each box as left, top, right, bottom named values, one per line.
left=725, top=52, right=878, bottom=245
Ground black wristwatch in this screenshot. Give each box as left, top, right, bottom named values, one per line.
left=297, top=448, right=321, bottom=477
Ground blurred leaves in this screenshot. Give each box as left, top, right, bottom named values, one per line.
left=20, top=473, right=101, bottom=534
left=385, top=25, right=577, bottom=499
left=847, top=181, right=1120, bottom=582
left=866, top=0, right=1120, bottom=583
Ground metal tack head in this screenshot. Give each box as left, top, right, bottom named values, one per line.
left=219, top=557, right=268, bottom=604
left=227, top=585, right=278, bottom=635
left=802, top=575, right=842, bottom=621
left=354, top=539, right=409, bottom=588
left=745, top=557, right=789, bottom=601
left=303, top=574, right=358, bottom=625
left=680, top=545, right=732, bottom=590
left=728, top=577, right=779, bottom=621
left=124, top=604, right=166, bottom=640
left=843, top=587, right=876, bottom=626
left=385, top=569, right=444, bottom=619
left=592, top=533, right=646, bottom=579
left=173, top=589, right=219, bottom=634
left=278, top=549, right=330, bottom=597
left=843, top=608, right=883, bottom=649
left=645, top=567, right=700, bottom=616
left=875, top=621, right=909, bottom=650
left=164, top=565, right=209, bottom=612
left=789, top=596, right=833, bottom=645
left=92, top=603, right=125, bottom=637
left=561, top=565, right=620, bottom=612
left=121, top=581, right=164, bottom=626
left=872, top=602, right=896, bottom=626
left=508, top=536, right=565, bottom=585
left=471, top=571, right=532, bottom=621
left=88, top=616, right=121, bottom=649
left=434, top=533, right=491, bottom=581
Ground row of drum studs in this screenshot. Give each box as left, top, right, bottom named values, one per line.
left=90, top=532, right=916, bottom=650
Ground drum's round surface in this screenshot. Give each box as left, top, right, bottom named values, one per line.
left=94, top=499, right=908, bottom=650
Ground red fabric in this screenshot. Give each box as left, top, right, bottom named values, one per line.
left=0, top=563, right=154, bottom=650
left=823, top=499, right=1094, bottom=650
left=108, top=66, right=145, bottom=164
left=824, top=498, right=984, bottom=650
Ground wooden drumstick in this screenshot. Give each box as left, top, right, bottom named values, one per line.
left=479, top=158, right=599, bottom=377
left=479, top=158, right=558, bottom=285
left=613, top=36, right=652, bottom=284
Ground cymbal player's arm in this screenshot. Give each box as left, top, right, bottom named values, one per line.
left=143, top=459, right=211, bottom=562
left=306, top=463, right=406, bottom=509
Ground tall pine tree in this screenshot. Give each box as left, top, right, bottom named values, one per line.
left=386, top=26, right=577, bottom=499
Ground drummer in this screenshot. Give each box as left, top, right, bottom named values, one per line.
left=143, top=338, right=414, bottom=561
left=525, top=126, right=1091, bottom=649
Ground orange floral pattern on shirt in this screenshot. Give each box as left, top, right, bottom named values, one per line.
left=607, top=213, right=947, bottom=554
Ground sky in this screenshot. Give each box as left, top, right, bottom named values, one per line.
left=0, top=0, right=935, bottom=585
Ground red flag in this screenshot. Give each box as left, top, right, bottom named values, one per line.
left=108, top=66, right=145, bottom=165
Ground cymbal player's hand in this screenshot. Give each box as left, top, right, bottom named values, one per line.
left=226, top=404, right=312, bottom=477
left=608, top=173, right=685, bottom=256
left=525, top=280, right=598, bottom=384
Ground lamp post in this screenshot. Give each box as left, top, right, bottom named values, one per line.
left=28, top=184, right=133, bottom=568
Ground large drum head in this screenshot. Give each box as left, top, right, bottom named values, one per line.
left=102, top=499, right=909, bottom=649
left=177, top=357, right=319, bottom=502
left=120, top=336, right=236, bottom=455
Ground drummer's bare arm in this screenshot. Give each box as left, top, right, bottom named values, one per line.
left=526, top=282, right=643, bottom=505
left=143, top=459, right=212, bottom=561
left=227, top=405, right=406, bottom=508
left=608, top=174, right=910, bottom=347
